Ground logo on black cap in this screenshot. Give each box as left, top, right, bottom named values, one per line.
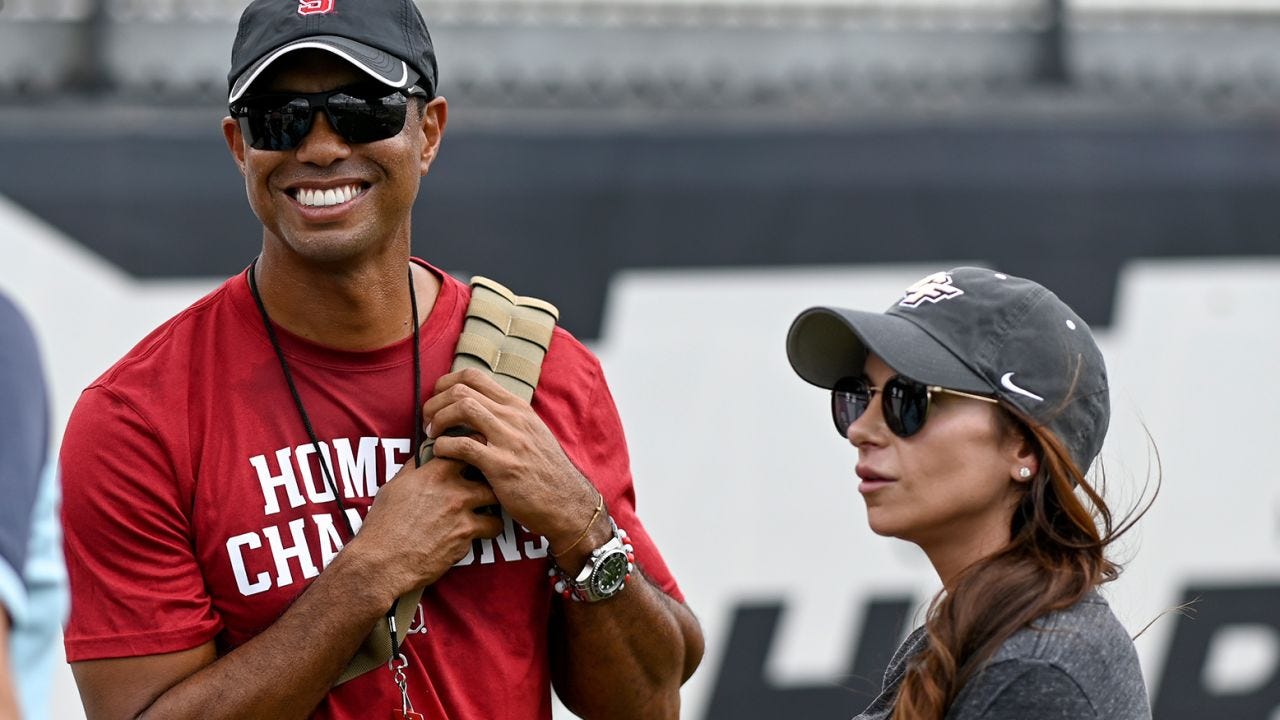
left=299, top=0, right=335, bottom=15
left=899, top=271, right=965, bottom=308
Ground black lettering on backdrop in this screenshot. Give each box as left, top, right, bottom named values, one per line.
left=1154, top=583, right=1280, bottom=719
left=704, top=597, right=912, bottom=720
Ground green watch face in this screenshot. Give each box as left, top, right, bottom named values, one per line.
left=590, top=550, right=630, bottom=596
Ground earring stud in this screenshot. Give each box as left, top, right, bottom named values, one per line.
left=1018, top=467, right=1032, bottom=479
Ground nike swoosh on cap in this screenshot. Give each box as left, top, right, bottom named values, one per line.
left=1000, top=372, right=1045, bottom=402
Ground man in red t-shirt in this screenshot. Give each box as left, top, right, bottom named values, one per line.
left=58, top=1, right=703, bottom=718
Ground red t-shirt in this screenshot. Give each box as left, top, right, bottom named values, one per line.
left=60, top=261, right=682, bottom=719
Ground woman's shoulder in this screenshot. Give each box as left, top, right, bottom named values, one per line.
left=962, top=591, right=1151, bottom=719
left=995, top=590, right=1135, bottom=665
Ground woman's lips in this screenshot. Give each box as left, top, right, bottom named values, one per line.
left=856, top=465, right=897, bottom=494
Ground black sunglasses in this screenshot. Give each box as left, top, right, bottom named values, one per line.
left=230, top=83, right=429, bottom=152
left=831, top=375, right=998, bottom=439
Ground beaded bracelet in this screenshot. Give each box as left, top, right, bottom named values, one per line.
left=547, top=518, right=635, bottom=603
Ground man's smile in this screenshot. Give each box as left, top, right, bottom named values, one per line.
left=288, top=183, right=369, bottom=209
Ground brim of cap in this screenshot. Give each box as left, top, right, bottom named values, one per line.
left=229, top=36, right=412, bottom=104
left=786, top=306, right=991, bottom=393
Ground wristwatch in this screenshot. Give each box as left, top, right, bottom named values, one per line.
left=560, top=518, right=635, bottom=602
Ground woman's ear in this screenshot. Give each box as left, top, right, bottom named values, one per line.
left=1007, top=431, right=1038, bottom=483
left=999, top=415, right=1039, bottom=483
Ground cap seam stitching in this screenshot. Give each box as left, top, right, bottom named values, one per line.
left=978, top=284, right=1047, bottom=381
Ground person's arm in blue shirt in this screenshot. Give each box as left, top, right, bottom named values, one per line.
left=0, top=293, right=51, bottom=720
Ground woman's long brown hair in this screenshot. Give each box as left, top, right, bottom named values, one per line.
left=890, top=406, right=1156, bottom=720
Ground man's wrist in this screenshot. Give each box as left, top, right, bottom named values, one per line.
left=544, top=479, right=607, bottom=555
left=548, top=488, right=603, bottom=553
left=549, top=514, right=614, bottom=575
left=326, top=537, right=405, bottom=615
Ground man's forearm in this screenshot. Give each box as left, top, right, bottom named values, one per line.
left=136, top=546, right=393, bottom=720
left=552, top=572, right=703, bottom=720
left=75, top=450, right=502, bottom=720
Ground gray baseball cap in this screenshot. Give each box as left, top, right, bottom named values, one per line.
left=786, top=267, right=1109, bottom=471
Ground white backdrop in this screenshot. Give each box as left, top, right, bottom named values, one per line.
left=3, top=195, right=1277, bottom=718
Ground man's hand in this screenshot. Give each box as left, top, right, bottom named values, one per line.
left=350, top=452, right=506, bottom=600
left=422, top=368, right=600, bottom=551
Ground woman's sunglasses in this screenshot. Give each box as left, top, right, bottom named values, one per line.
left=230, top=83, right=430, bottom=152
left=831, top=375, right=998, bottom=439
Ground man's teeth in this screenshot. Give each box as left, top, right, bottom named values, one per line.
left=295, top=185, right=364, bottom=208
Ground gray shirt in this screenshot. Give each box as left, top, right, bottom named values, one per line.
left=854, top=592, right=1151, bottom=720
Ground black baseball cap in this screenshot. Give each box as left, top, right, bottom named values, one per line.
left=228, top=0, right=438, bottom=104
left=786, top=267, right=1110, bottom=471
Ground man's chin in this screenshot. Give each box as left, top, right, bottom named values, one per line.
left=277, top=233, right=377, bottom=265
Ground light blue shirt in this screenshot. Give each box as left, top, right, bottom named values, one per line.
left=0, top=461, right=67, bottom=719
left=0, top=291, right=68, bottom=719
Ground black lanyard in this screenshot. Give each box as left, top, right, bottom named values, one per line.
left=246, top=258, right=424, bottom=675
left=247, top=258, right=423, bottom=537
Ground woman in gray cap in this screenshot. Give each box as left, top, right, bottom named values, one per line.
left=786, top=267, right=1152, bottom=720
